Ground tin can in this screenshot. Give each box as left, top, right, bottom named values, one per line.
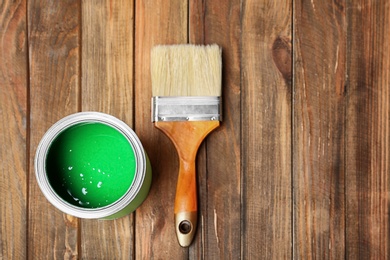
left=35, top=112, right=152, bottom=219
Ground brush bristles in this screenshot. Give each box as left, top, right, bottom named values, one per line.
left=151, top=44, right=222, bottom=97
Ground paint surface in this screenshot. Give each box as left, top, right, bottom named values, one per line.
left=46, top=122, right=136, bottom=208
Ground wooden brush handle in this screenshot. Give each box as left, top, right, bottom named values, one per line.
left=155, top=121, right=220, bottom=247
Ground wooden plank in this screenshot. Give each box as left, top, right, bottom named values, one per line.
left=0, top=0, right=28, bottom=258
left=80, top=0, right=134, bottom=258
left=27, top=0, right=80, bottom=258
left=187, top=1, right=207, bottom=254
left=241, top=1, right=292, bottom=258
left=346, top=1, right=390, bottom=258
left=293, top=0, right=346, bottom=258
left=188, top=1, right=242, bottom=259
left=134, top=0, right=188, bottom=258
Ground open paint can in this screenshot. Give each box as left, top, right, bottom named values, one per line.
left=35, top=112, right=152, bottom=219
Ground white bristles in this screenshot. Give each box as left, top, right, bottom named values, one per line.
left=151, top=44, right=222, bottom=97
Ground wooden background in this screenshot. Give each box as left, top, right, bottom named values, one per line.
left=1, top=0, right=389, bottom=259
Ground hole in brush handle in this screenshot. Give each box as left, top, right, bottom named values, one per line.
left=175, top=212, right=197, bottom=247
left=179, top=220, right=192, bottom=234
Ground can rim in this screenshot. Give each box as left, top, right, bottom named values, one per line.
left=35, top=112, right=147, bottom=219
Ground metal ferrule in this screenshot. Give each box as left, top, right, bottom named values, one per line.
left=152, top=96, right=221, bottom=122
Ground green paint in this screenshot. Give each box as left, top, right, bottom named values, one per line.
left=46, top=122, right=136, bottom=208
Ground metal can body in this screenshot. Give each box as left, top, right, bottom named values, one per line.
left=35, top=112, right=152, bottom=219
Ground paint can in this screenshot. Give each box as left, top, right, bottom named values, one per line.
left=35, top=112, right=152, bottom=219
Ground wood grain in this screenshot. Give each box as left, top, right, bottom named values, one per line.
left=0, top=0, right=28, bottom=258
left=81, top=0, right=134, bottom=258
left=134, top=0, right=188, bottom=258
left=241, top=0, right=292, bottom=258
left=2, top=0, right=390, bottom=258
left=27, top=0, right=80, bottom=258
left=155, top=121, right=220, bottom=214
left=294, top=0, right=346, bottom=258
left=346, top=0, right=390, bottom=258
left=156, top=121, right=220, bottom=247
left=189, top=0, right=242, bottom=259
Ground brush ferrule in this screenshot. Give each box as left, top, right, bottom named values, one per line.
left=152, top=96, right=221, bottom=122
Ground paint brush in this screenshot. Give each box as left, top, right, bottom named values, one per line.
left=151, top=44, right=222, bottom=247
